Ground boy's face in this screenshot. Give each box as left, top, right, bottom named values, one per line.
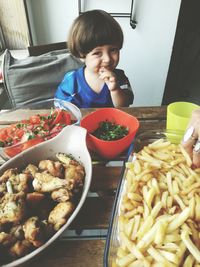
left=83, top=44, right=120, bottom=75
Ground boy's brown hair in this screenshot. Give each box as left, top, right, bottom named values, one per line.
left=68, top=9, right=123, bottom=58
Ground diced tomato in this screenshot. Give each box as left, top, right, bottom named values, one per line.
left=42, top=123, right=50, bottom=131
left=62, top=111, right=71, bottom=125
left=51, top=109, right=71, bottom=126
left=21, top=119, right=29, bottom=124
left=4, top=145, right=22, bottom=158
left=50, top=125, right=63, bottom=134
left=15, top=128, right=25, bottom=139
left=27, top=124, right=35, bottom=131
left=29, top=115, right=41, bottom=124
left=22, top=137, right=44, bottom=151
left=0, top=128, right=8, bottom=141
left=51, top=109, right=62, bottom=125
left=6, top=126, right=16, bottom=138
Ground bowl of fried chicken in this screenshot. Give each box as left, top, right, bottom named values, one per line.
left=0, top=125, right=92, bottom=266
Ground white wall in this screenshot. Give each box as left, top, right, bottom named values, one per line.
left=117, top=0, right=182, bottom=106
left=26, top=0, right=79, bottom=44
left=26, top=0, right=182, bottom=107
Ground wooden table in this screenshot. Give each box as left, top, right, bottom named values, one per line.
left=0, top=106, right=167, bottom=267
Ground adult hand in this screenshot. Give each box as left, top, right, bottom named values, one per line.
left=182, top=109, right=200, bottom=168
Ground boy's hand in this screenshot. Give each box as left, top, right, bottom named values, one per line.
left=99, top=67, right=119, bottom=91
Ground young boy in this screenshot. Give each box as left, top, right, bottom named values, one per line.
left=55, top=9, right=134, bottom=108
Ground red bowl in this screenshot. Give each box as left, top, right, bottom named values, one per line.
left=80, top=108, right=140, bottom=159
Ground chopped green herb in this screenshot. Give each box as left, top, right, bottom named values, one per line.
left=92, top=120, right=129, bottom=141
left=0, top=141, right=5, bottom=147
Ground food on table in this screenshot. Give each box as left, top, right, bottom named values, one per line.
left=0, top=108, right=72, bottom=157
left=0, top=153, right=85, bottom=265
left=91, top=120, right=129, bottom=141
left=113, top=138, right=200, bottom=266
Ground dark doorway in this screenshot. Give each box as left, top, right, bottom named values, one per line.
left=162, top=0, right=200, bottom=105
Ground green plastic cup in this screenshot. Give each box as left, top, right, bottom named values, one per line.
left=166, top=102, right=199, bottom=142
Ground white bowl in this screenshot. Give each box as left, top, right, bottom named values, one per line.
left=0, top=125, right=92, bottom=267
left=0, top=98, right=82, bottom=160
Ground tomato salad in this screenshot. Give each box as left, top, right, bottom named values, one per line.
left=0, top=109, right=72, bottom=157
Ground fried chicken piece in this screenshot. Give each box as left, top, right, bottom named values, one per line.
left=39, top=160, right=64, bottom=178
left=9, top=240, right=33, bottom=258
left=10, top=224, right=24, bottom=241
left=0, top=169, right=18, bottom=195
left=0, top=168, right=30, bottom=196
left=48, top=202, right=74, bottom=231
left=40, top=220, right=55, bottom=239
left=64, top=160, right=85, bottom=193
left=26, top=193, right=53, bottom=220
left=23, top=216, right=45, bottom=247
left=51, top=188, right=73, bottom=202
left=56, top=153, right=85, bottom=193
left=26, top=192, right=45, bottom=205
left=10, top=173, right=30, bottom=194
left=0, top=192, right=25, bottom=224
left=0, top=168, right=18, bottom=183
left=0, top=232, right=16, bottom=246
left=56, top=153, right=71, bottom=165
left=23, top=164, right=38, bottom=177
left=32, top=172, right=68, bottom=193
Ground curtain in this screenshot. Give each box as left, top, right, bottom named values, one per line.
left=0, top=0, right=30, bottom=49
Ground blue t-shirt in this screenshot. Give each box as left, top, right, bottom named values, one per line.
left=55, top=66, right=130, bottom=108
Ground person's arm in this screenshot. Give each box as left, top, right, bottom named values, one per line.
left=110, top=88, right=133, bottom=107
left=99, top=68, right=134, bottom=107
left=182, top=108, right=200, bottom=168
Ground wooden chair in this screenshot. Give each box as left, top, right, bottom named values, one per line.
left=28, top=41, right=67, bottom=56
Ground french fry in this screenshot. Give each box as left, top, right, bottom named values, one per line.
left=166, top=172, right=173, bottom=195
left=151, top=201, right=162, bottom=218
left=174, top=194, right=186, bottom=210
left=158, top=249, right=179, bottom=264
left=179, top=144, right=192, bottom=167
left=147, top=246, right=174, bottom=266
left=145, top=187, right=156, bottom=208
left=166, top=207, right=190, bottom=233
left=181, top=229, right=200, bottom=262
left=131, top=214, right=141, bottom=241
left=195, top=195, right=200, bottom=221
left=183, top=254, right=195, bottom=267
left=148, top=139, right=171, bottom=149
left=154, top=220, right=168, bottom=245
left=157, top=242, right=180, bottom=252
left=136, top=215, right=154, bottom=239
left=116, top=252, right=135, bottom=267
left=133, top=159, right=142, bottom=174
left=124, top=217, right=135, bottom=237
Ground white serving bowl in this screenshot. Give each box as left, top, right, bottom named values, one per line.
left=0, top=98, right=82, bottom=160
left=0, top=125, right=92, bottom=267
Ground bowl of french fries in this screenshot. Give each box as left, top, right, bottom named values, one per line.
left=104, top=130, right=200, bottom=267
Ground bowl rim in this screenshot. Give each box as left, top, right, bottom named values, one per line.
left=0, top=97, right=82, bottom=122
left=81, top=108, right=140, bottom=143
